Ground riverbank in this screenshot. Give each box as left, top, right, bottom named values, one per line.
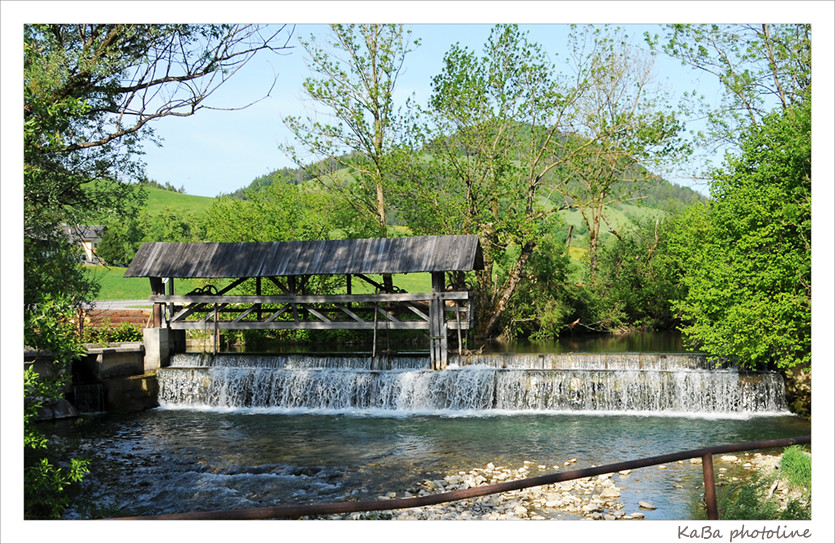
left=305, top=451, right=797, bottom=521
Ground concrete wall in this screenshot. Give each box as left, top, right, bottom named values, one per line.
left=82, top=343, right=145, bottom=380
left=143, top=328, right=185, bottom=371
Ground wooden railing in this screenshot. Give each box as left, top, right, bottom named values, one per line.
left=149, top=291, right=472, bottom=331
left=109, top=435, right=811, bottom=521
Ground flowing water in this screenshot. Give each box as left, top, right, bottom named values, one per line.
left=46, top=350, right=808, bottom=520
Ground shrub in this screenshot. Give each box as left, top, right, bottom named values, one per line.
left=780, top=445, right=811, bottom=489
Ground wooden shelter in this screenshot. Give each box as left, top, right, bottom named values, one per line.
left=125, top=235, right=483, bottom=369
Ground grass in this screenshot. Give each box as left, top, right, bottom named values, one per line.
left=85, top=265, right=206, bottom=301
left=716, top=446, right=811, bottom=521
left=143, top=186, right=216, bottom=214
left=780, top=445, right=811, bottom=488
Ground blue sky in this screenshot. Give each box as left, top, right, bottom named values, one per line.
left=139, top=22, right=723, bottom=197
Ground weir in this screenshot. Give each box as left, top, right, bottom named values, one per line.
left=157, top=352, right=787, bottom=414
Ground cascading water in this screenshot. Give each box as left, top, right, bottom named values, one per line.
left=158, top=353, right=788, bottom=415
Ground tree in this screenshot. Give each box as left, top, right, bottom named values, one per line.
left=24, top=24, right=293, bottom=308
left=202, top=180, right=348, bottom=244
left=282, top=24, right=420, bottom=236
left=595, top=216, right=684, bottom=331
left=669, top=98, right=810, bottom=370
left=649, top=24, right=810, bottom=161
left=22, top=24, right=292, bottom=518
left=396, top=25, right=685, bottom=337
left=395, top=25, right=579, bottom=337
left=553, top=25, right=689, bottom=276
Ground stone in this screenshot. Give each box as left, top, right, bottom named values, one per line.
left=600, top=487, right=621, bottom=499
left=638, top=501, right=657, bottom=510
left=720, top=455, right=738, bottom=462
left=630, top=512, right=646, bottom=519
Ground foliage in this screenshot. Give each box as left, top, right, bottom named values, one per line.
left=282, top=24, right=420, bottom=234
left=717, top=447, right=811, bottom=521
left=499, top=221, right=574, bottom=340
left=24, top=297, right=90, bottom=519
left=780, top=446, right=811, bottom=489
left=24, top=230, right=100, bottom=312
left=24, top=24, right=291, bottom=303
left=669, top=99, right=810, bottom=370
left=552, top=25, right=690, bottom=276
left=594, top=217, right=684, bottom=330
left=202, top=179, right=356, bottom=243
left=23, top=23, right=290, bottom=518
left=81, top=320, right=143, bottom=345
left=393, top=24, right=686, bottom=337
left=718, top=474, right=782, bottom=520
left=649, top=24, right=810, bottom=174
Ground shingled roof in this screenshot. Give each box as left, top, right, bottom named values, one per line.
left=123, top=235, right=483, bottom=279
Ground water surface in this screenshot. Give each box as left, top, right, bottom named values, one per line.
left=49, top=409, right=808, bottom=520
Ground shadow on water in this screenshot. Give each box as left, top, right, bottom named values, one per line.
left=483, top=330, right=686, bottom=354
left=225, top=331, right=687, bottom=355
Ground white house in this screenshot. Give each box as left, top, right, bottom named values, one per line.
left=62, top=225, right=106, bottom=263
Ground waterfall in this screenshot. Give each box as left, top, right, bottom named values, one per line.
left=158, top=353, right=787, bottom=415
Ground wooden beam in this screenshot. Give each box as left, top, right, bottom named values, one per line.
left=149, top=292, right=470, bottom=304
left=168, top=321, right=433, bottom=331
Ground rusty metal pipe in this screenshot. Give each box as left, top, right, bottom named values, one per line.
left=109, top=435, right=810, bottom=521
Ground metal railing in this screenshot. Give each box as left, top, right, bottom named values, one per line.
left=110, top=435, right=810, bottom=521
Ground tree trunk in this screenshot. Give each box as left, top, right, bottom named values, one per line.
left=479, top=240, right=536, bottom=338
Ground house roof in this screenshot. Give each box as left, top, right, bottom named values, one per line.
left=62, top=225, right=105, bottom=242
left=123, top=235, right=484, bottom=279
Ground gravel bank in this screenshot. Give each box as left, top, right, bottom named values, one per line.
left=306, top=452, right=790, bottom=521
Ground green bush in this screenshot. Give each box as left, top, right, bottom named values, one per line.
left=82, top=320, right=143, bottom=345
left=780, top=445, right=811, bottom=489
left=718, top=474, right=780, bottom=520
left=24, top=297, right=91, bottom=518
left=716, top=446, right=811, bottom=521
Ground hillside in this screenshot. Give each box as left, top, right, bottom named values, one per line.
left=142, top=185, right=216, bottom=214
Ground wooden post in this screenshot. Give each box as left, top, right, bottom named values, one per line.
left=150, top=277, right=165, bottom=328
left=288, top=276, right=298, bottom=322
left=372, top=304, right=378, bottom=360
left=167, top=277, right=175, bottom=324
left=430, top=272, right=447, bottom=370
left=455, top=303, right=463, bottom=355
left=213, top=303, right=219, bottom=355
left=255, top=277, right=262, bottom=320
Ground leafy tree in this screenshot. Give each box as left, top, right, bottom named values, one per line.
left=553, top=25, right=689, bottom=276
left=397, top=25, right=685, bottom=337
left=202, top=179, right=362, bottom=244
left=396, top=25, right=577, bottom=337
left=282, top=24, right=420, bottom=235
left=24, top=24, right=292, bottom=308
left=595, top=217, right=683, bottom=330
left=96, top=217, right=142, bottom=266
left=669, top=98, right=810, bottom=370
left=23, top=24, right=291, bottom=517
left=649, top=24, right=810, bottom=165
